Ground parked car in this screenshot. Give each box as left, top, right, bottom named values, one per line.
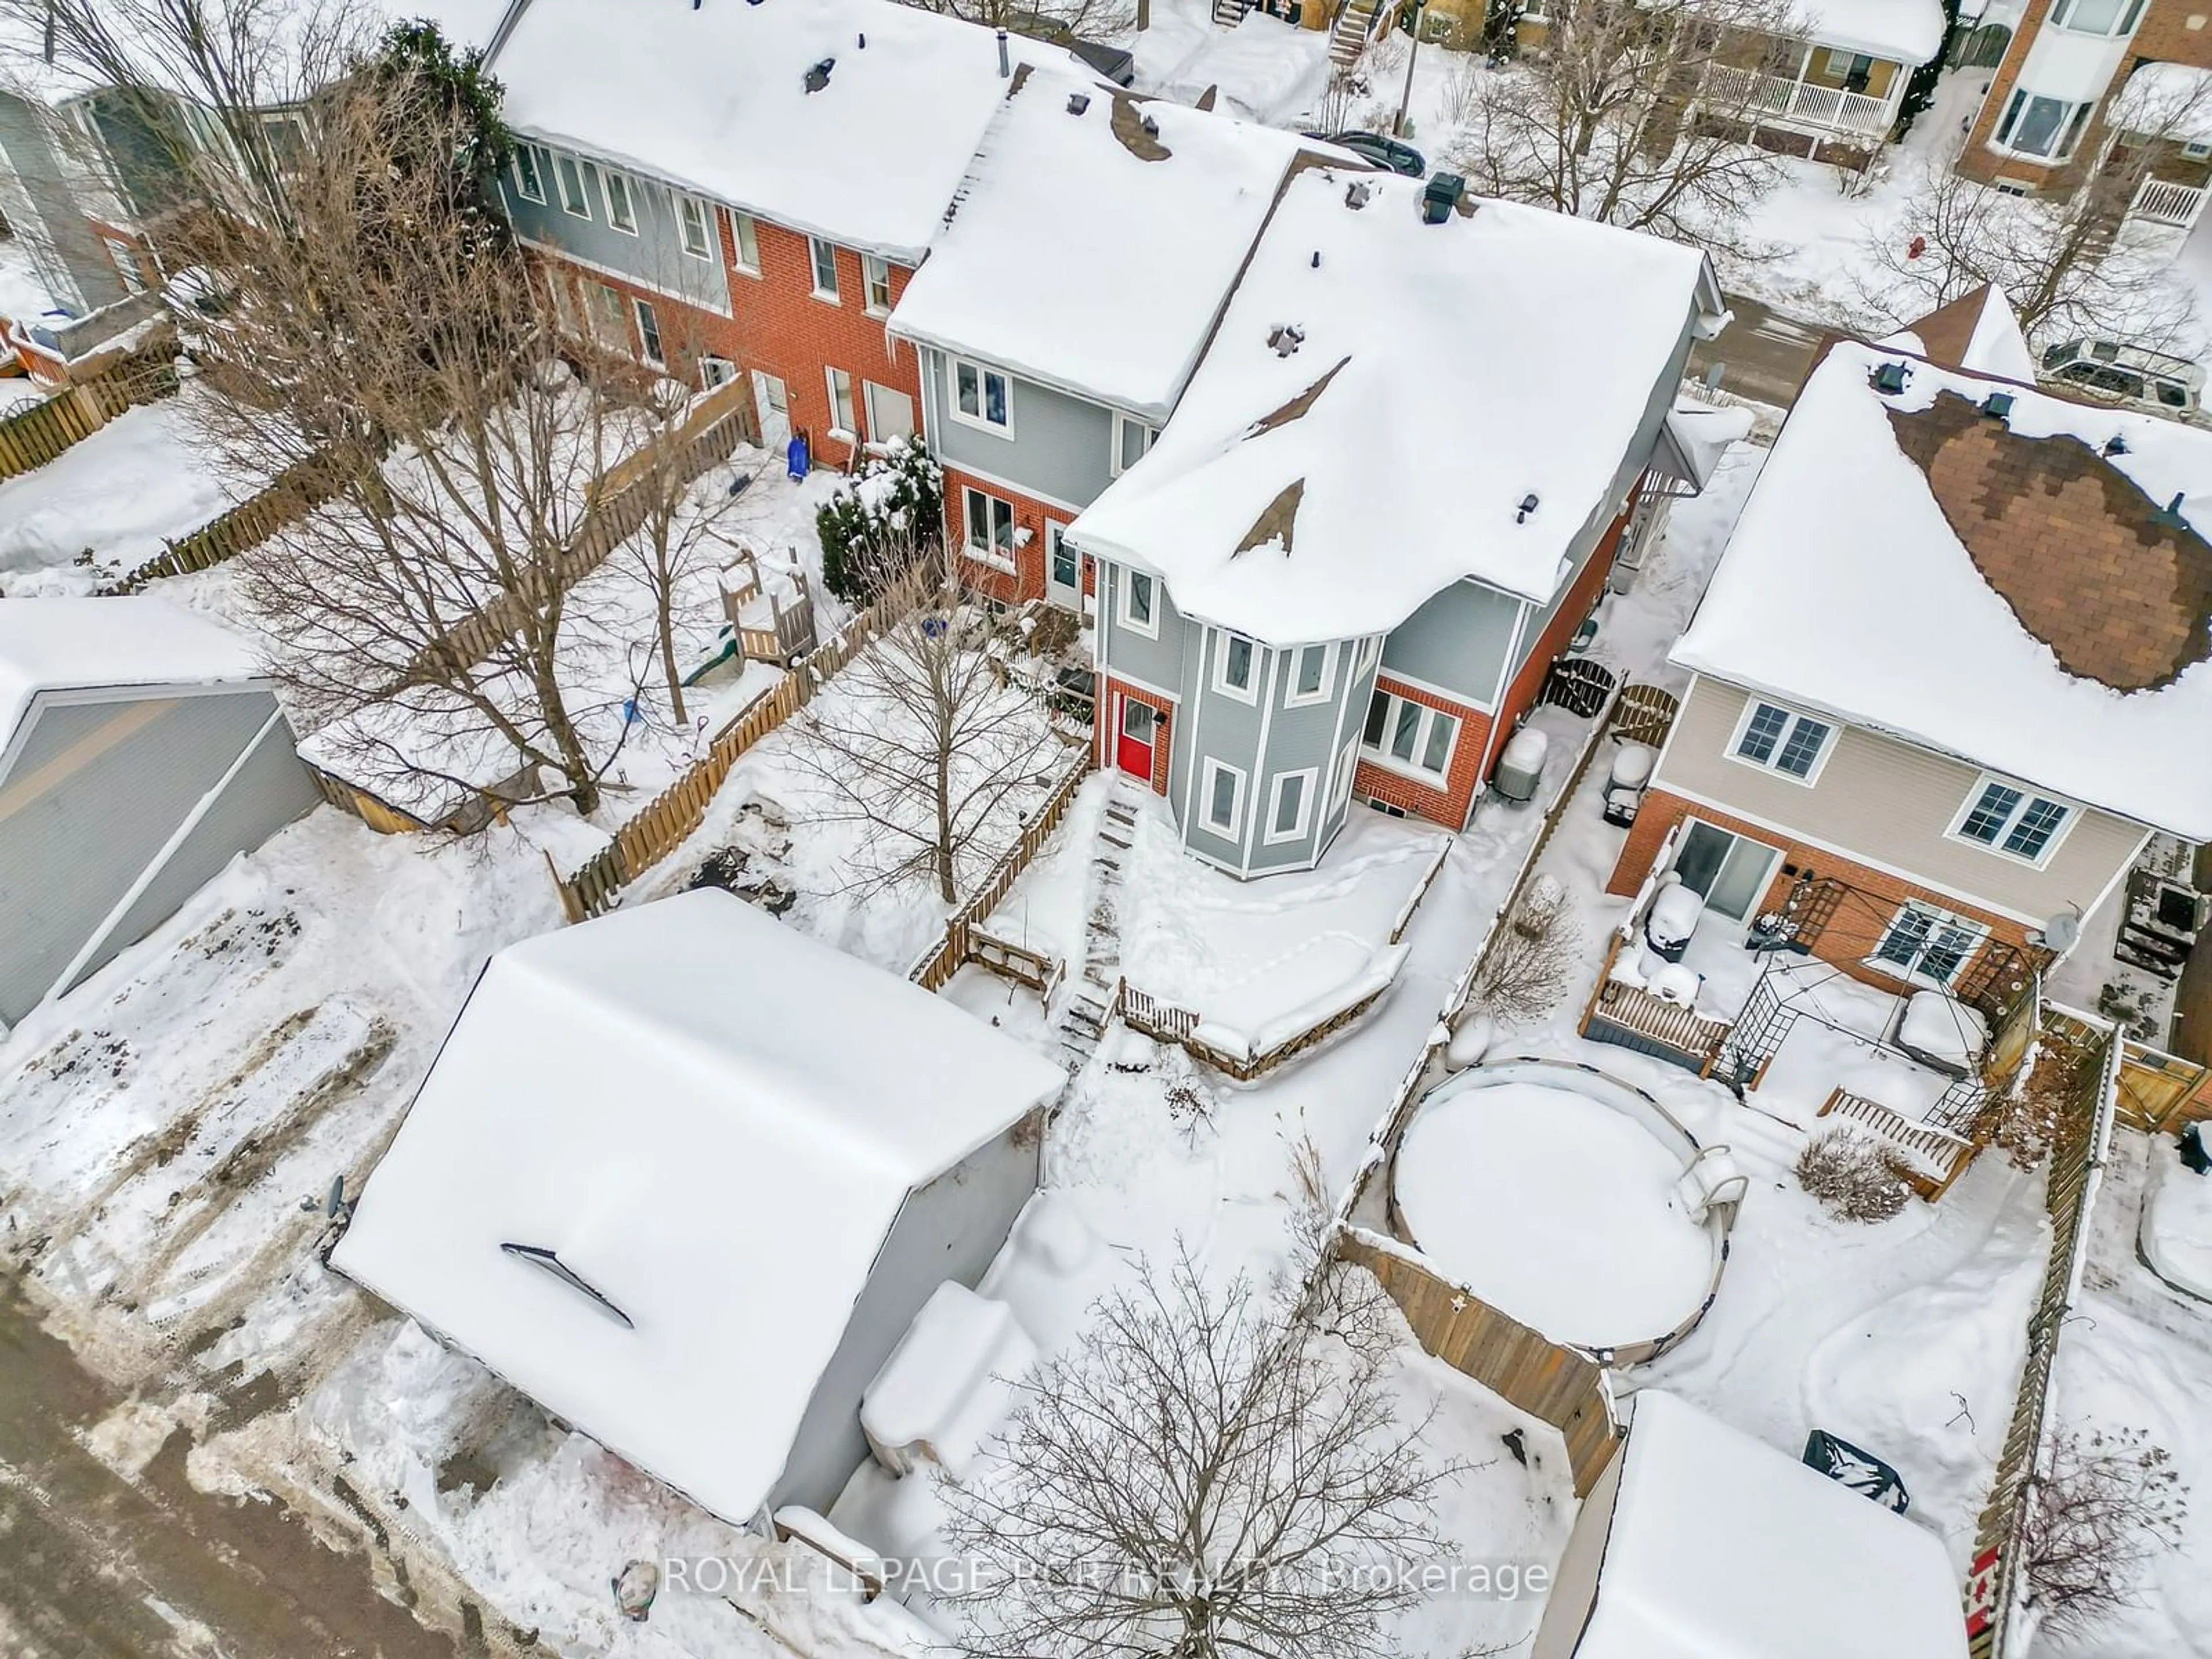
left=2040, top=337, right=2203, bottom=416
left=1306, top=129, right=1427, bottom=176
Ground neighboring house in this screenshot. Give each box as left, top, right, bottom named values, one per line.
left=1531, top=1391, right=1968, bottom=1659
left=1607, top=297, right=2212, bottom=1000
left=887, top=65, right=1323, bottom=609
left=1955, top=0, right=2212, bottom=226
left=1066, top=169, right=1726, bottom=876
left=331, top=887, right=1067, bottom=1526
left=485, top=0, right=1061, bottom=469
left=0, top=597, right=320, bottom=1029
left=0, top=84, right=134, bottom=319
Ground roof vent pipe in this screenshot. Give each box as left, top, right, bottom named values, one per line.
left=997, top=28, right=1010, bottom=76
left=1067, top=90, right=1090, bottom=115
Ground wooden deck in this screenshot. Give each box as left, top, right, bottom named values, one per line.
left=1818, top=1087, right=1981, bottom=1200
left=1582, top=973, right=1730, bottom=1074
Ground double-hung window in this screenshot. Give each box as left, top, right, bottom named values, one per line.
left=1285, top=642, right=1335, bottom=707
left=1730, top=699, right=1833, bottom=781
left=951, top=357, right=1012, bottom=433
left=809, top=236, right=841, bottom=299
left=963, top=486, right=1016, bottom=569
left=632, top=298, right=664, bottom=366
left=1871, top=902, right=1988, bottom=987
left=557, top=154, right=594, bottom=219
left=2050, top=0, right=2147, bottom=33
left=1951, top=776, right=2073, bottom=864
left=676, top=195, right=714, bottom=259
left=825, top=367, right=858, bottom=439
left=1111, top=411, right=1156, bottom=476
left=1362, top=689, right=1457, bottom=781
left=730, top=211, right=760, bottom=272
left=1993, top=93, right=2097, bottom=161
left=1120, top=568, right=1158, bottom=637
left=861, top=254, right=893, bottom=316
left=1202, top=758, right=1247, bottom=838
left=1214, top=631, right=1259, bottom=702
left=511, top=145, right=546, bottom=203
left=1266, top=768, right=1317, bottom=843
left=604, top=170, right=638, bottom=234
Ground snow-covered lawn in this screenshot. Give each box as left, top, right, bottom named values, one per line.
left=0, top=380, right=259, bottom=596
left=1133, top=0, right=1330, bottom=127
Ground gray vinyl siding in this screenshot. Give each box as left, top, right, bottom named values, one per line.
left=1179, top=627, right=1271, bottom=866
left=770, top=1116, right=1043, bottom=1513
left=500, top=139, right=730, bottom=315
left=1247, top=642, right=1363, bottom=873
left=921, top=347, right=1115, bottom=509
left=1380, top=579, right=1524, bottom=707
left=1654, top=675, right=2150, bottom=924
left=0, top=93, right=126, bottom=315
left=1096, top=559, right=1187, bottom=696
left=0, top=688, right=307, bottom=1022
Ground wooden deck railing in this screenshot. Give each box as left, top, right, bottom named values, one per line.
left=907, top=753, right=1090, bottom=993
left=1817, top=1088, right=1979, bottom=1199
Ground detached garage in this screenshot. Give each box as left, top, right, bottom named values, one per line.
left=0, top=597, right=318, bottom=1027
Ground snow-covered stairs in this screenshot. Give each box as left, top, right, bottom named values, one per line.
left=1710, top=1104, right=1809, bottom=1176
left=1052, top=782, right=1143, bottom=1071
left=1330, top=0, right=1381, bottom=69
left=1212, top=0, right=1248, bottom=26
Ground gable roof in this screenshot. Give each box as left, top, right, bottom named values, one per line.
left=0, top=596, right=263, bottom=755
left=888, top=66, right=1313, bottom=422
left=1573, top=1391, right=1968, bottom=1659
left=1673, top=336, right=2212, bottom=839
left=1881, top=284, right=2036, bottom=383
left=488, top=0, right=1057, bottom=263
left=330, top=889, right=1065, bottom=1525
left=1066, top=172, right=1711, bottom=645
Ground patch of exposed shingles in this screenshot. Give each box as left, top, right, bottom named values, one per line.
left=1248, top=357, right=1348, bottom=440
left=1884, top=388, right=2212, bottom=692
left=1237, top=480, right=1304, bottom=556
left=1109, top=90, right=1171, bottom=162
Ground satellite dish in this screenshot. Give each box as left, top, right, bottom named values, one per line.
left=2035, top=909, right=2082, bottom=955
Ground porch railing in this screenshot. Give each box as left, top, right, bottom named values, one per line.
left=2128, top=175, right=2209, bottom=229
left=1706, top=65, right=1893, bottom=139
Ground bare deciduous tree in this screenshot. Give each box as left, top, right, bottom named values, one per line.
left=2020, top=1424, right=2190, bottom=1641
left=939, top=1248, right=1461, bottom=1659
left=1445, top=0, right=1801, bottom=247
left=787, top=546, right=1062, bottom=902
left=1472, top=873, right=1581, bottom=1025
left=897, top=0, right=1138, bottom=50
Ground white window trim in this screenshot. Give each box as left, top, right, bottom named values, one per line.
left=729, top=211, right=762, bottom=276
left=862, top=379, right=914, bottom=444
left=1284, top=641, right=1338, bottom=708
left=946, top=355, right=1014, bottom=437
left=1988, top=90, right=2097, bottom=162
left=2050, top=0, right=2145, bottom=36
left=604, top=169, right=638, bottom=235
left=632, top=297, right=664, bottom=366
left=1200, top=757, right=1248, bottom=839
left=512, top=145, right=547, bottom=204
left=556, top=154, right=594, bottom=221
left=824, top=366, right=858, bottom=441
left=699, top=355, right=736, bottom=391
left=1212, top=630, right=1261, bottom=704
left=1264, top=767, right=1319, bottom=844
left=961, top=486, right=1016, bottom=574
left=675, top=194, right=714, bottom=260
left=1045, top=522, right=1082, bottom=596
left=1361, top=688, right=1460, bottom=784
left=861, top=253, right=893, bottom=317
left=809, top=236, right=842, bottom=301
left=1118, top=567, right=1160, bottom=639
left=1944, top=773, right=2079, bottom=869
left=1110, top=410, right=1156, bottom=478
left=1725, top=697, right=1838, bottom=786
left=1864, top=900, right=1990, bottom=990
left=1330, top=738, right=1359, bottom=819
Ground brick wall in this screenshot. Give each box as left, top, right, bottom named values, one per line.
left=1605, top=787, right=2035, bottom=991
left=1097, top=673, right=1173, bottom=794
left=942, top=464, right=1070, bottom=605
left=1487, top=491, right=1634, bottom=767
left=1354, top=674, right=1494, bottom=828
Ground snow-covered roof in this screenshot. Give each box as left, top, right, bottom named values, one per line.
left=888, top=67, right=1313, bottom=422
left=488, top=0, right=1060, bottom=264
left=1574, top=1391, right=1968, bottom=1659
left=1879, top=283, right=2036, bottom=384
left=1795, top=0, right=1946, bottom=63
left=0, top=596, right=264, bottom=753
left=2111, top=61, right=2212, bottom=143
left=1673, top=338, right=2212, bottom=840
left=1652, top=400, right=1755, bottom=493
left=1067, top=172, right=1711, bottom=645
left=331, top=889, right=1066, bottom=1525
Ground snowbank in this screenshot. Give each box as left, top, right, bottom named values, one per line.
left=861, top=1282, right=1037, bottom=1479
left=2143, top=1136, right=2212, bottom=1299
left=0, top=594, right=263, bottom=744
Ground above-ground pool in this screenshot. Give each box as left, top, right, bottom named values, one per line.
left=1388, top=1059, right=1731, bottom=1359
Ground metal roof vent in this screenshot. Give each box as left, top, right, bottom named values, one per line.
left=1268, top=323, right=1305, bottom=358
left=1421, top=172, right=1465, bottom=225
left=1872, top=361, right=1908, bottom=396
left=1141, top=112, right=1160, bottom=138
left=1516, top=493, right=1540, bottom=524
left=1067, top=90, right=1090, bottom=115
left=2103, top=431, right=2128, bottom=456
left=1346, top=180, right=1372, bottom=210
left=1982, top=391, right=2014, bottom=421
left=803, top=58, right=834, bottom=93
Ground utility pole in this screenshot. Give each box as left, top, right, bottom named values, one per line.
left=1394, top=0, right=1426, bottom=139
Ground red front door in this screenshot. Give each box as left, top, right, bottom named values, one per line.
left=1115, top=695, right=1158, bottom=783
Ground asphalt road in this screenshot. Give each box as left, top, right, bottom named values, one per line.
left=0, top=1278, right=466, bottom=1659
left=1690, top=295, right=1832, bottom=410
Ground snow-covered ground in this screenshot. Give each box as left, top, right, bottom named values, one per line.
left=0, top=380, right=260, bottom=595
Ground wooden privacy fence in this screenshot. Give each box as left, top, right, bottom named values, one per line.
left=2113, top=1040, right=2212, bottom=1134
left=1965, top=1011, right=2118, bottom=1658
left=553, top=566, right=934, bottom=921
left=907, top=755, right=1092, bottom=993
left=0, top=340, right=177, bottom=480
left=109, top=453, right=346, bottom=589
left=1611, top=681, right=1680, bottom=748
left=1336, top=1228, right=1620, bottom=1495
